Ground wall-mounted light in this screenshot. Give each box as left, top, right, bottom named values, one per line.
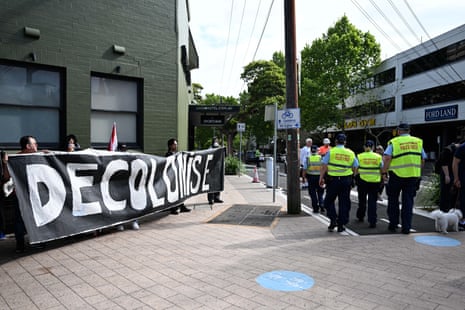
left=24, top=26, right=40, bottom=39
left=29, top=52, right=37, bottom=62
left=113, top=45, right=126, bottom=55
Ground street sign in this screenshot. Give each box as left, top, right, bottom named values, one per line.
left=237, top=122, right=246, bottom=132
left=277, top=108, right=300, bottom=129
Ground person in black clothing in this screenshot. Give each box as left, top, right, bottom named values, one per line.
left=207, top=137, right=224, bottom=205
left=437, top=142, right=459, bottom=212
left=165, top=138, right=191, bottom=214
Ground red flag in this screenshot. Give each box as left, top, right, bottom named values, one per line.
left=107, top=122, right=118, bottom=151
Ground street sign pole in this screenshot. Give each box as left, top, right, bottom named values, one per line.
left=237, top=123, right=246, bottom=176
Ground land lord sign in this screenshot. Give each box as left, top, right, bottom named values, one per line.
left=7, top=148, right=224, bottom=243
left=425, top=104, right=458, bottom=122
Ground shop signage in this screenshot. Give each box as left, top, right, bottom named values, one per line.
left=425, top=104, right=458, bottom=121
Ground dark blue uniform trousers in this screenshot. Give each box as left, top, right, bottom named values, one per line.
left=387, top=173, right=418, bottom=232
left=324, top=176, right=352, bottom=226
left=306, top=174, right=324, bottom=211
left=356, top=179, right=380, bottom=225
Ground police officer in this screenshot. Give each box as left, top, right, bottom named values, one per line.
left=319, top=133, right=358, bottom=232
left=355, top=140, right=383, bottom=228
left=303, top=145, right=324, bottom=213
left=383, top=123, right=426, bottom=234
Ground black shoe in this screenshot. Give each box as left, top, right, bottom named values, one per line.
left=368, top=223, right=376, bottom=228
left=208, top=200, right=213, bottom=205
left=170, top=209, right=179, bottom=215
left=214, top=199, right=224, bottom=203
left=313, top=209, right=319, bottom=214
left=388, top=225, right=396, bottom=232
left=357, top=218, right=364, bottom=222
left=328, top=223, right=336, bottom=231
left=319, top=208, right=325, bottom=214
left=401, top=229, right=410, bottom=234
left=180, top=206, right=191, bottom=213
left=337, top=225, right=345, bottom=232
left=15, top=245, right=25, bottom=254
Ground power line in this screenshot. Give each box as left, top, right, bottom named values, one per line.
left=385, top=0, right=453, bottom=84
left=251, top=0, right=275, bottom=61
left=403, top=0, right=464, bottom=82
left=219, top=0, right=236, bottom=95
left=225, top=0, right=248, bottom=95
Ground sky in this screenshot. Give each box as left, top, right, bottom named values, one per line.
left=189, top=0, right=465, bottom=98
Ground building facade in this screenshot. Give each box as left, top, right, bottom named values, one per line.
left=343, top=24, right=465, bottom=158
left=0, top=0, right=197, bottom=154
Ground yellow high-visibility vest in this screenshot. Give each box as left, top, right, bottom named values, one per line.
left=307, top=154, right=321, bottom=175
left=357, top=151, right=382, bottom=183
left=388, top=135, right=423, bottom=177
left=327, top=147, right=355, bottom=176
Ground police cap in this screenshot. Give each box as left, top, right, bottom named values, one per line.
left=336, top=133, right=346, bottom=143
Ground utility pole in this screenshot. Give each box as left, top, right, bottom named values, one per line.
left=284, top=0, right=301, bottom=214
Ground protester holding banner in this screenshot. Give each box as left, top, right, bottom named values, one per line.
left=207, top=137, right=224, bottom=205
left=0, top=150, right=7, bottom=240
left=2, top=135, right=40, bottom=252
left=64, top=134, right=80, bottom=152
left=166, top=138, right=191, bottom=214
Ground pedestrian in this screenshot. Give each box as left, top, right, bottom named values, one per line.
left=165, top=138, right=191, bottom=213
left=255, top=148, right=261, bottom=168
left=355, top=140, right=383, bottom=228
left=319, top=133, right=358, bottom=232
left=437, top=142, right=459, bottom=212
left=0, top=150, right=7, bottom=240
left=302, top=145, right=324, bottom=213
left=207, top=137, right=224, bottom=205
left=300, top=138, right=313, bottom=188
left=375, top=145, right=385, bottom=201
left=382, top=123, right=426, bottom=234
left=452, top=141, right=465, bottom=229
left=1, top=135, right=45, bottom=252
left=318, top=138, right=331, bottom=156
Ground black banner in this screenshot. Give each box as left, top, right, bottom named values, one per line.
left=7, top=148, right=224, bottom=243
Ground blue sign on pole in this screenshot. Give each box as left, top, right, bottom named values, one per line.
left=425, top=104, right=458, bottom=121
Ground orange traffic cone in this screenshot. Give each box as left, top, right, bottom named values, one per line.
left=252, top=166, right=260, bottom=183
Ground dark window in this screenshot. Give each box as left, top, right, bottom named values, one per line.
left=402, top=81, right=465, bottom=110
left=90, top=73, right=143, bottom=148
left=373, top=68, right=395, bottom=87
left=0, top=60, right=64, bottom=148
left=345, top=97, right=395, bottom=118
left=403, top=39, right=465, bottom=78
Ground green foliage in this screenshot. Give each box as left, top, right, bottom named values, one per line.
left=415, top=174, right=440, bottom=210
left=224, top=155, right=244, bottom=175
left=299, top=16, right=381, bottom=132
left=240, top=60, right=286, bottom=146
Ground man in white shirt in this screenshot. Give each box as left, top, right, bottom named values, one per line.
left=300, top=138, right=313, bottom=188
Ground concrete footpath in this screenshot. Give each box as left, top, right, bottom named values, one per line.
left=1, top=175, right=465, bottom=309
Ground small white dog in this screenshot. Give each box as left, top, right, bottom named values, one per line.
left=431, top=209, right=463, bottom=234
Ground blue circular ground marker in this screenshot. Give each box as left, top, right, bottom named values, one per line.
left=415, top=236, right=461, bottom=247
left=256, top=270, right=314, bottom=291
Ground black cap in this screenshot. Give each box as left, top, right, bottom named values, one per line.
left=311, top=145, right=318, bottom=152
left=397, top=123, right=410, bottom=130
left=336, top=133, right=346, bottom=143
left=365, top=140, right=374, bottom=147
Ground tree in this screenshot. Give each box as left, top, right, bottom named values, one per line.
left=300, top=15, right=381, bottom=133
left=240, top=60, right=286, bottom=148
